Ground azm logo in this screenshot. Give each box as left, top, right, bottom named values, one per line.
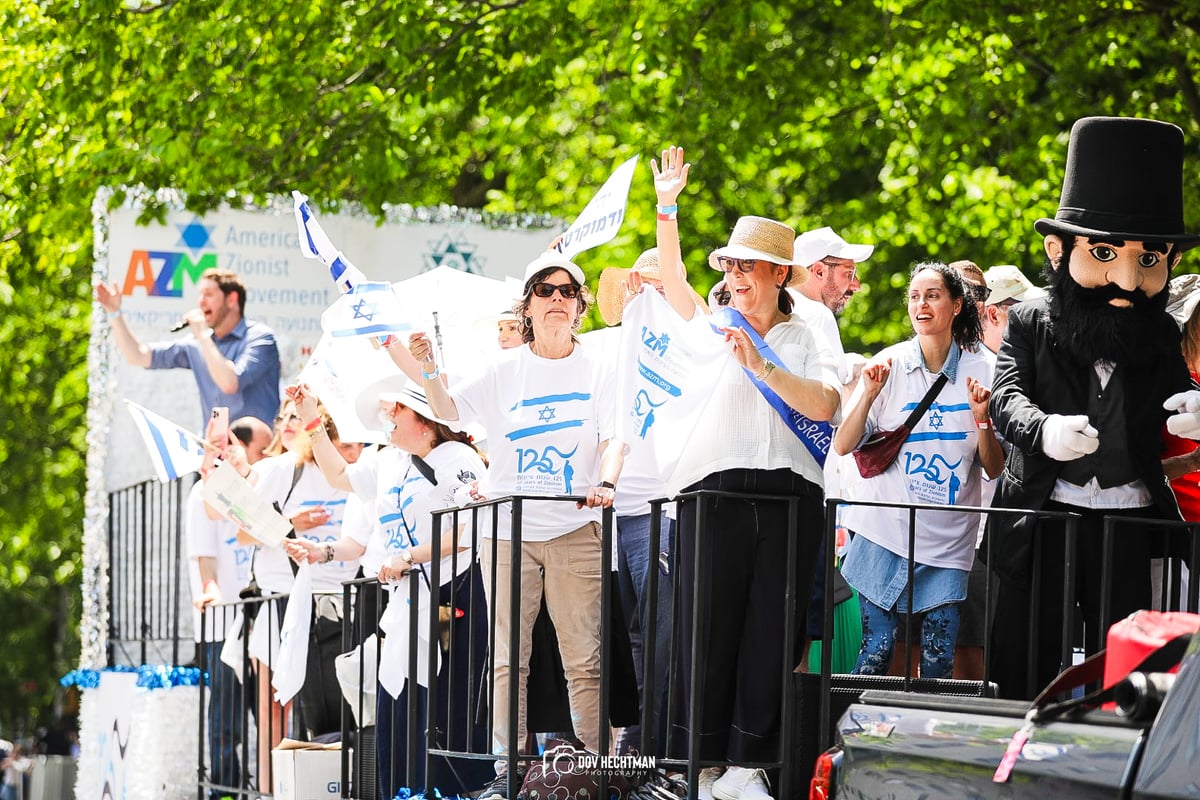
left=121, top=250, right=218, bottom=297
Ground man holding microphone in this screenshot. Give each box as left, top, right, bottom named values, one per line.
left=95, top=268, right=281, bottom=428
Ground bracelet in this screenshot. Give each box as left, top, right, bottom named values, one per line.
left=754, top=359, right=776, bottom=381
left=304, top=417, right=324, bottom=432
left=107, top=309, right=122, bottom=319
left=656, top=203, right=678, bottom=222
left=399, top=549, right=414, bottom=567
left=976, top=419, right=991, bottom=430
left=422, top=365, right=441, bottom=380
left=598, top=481, right=616, bottom=490
left=323, top=543, right=335, bottom=563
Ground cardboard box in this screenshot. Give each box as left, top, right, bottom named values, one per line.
left=271, top=739, right=345, bottom=800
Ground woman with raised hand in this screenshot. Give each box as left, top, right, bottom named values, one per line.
left=284, top=377, right=492, bottom=798
left=832, top=262, right=1003, bottom=679
left=403, top=250, right=622, bottom=800
left=652, top=145, right=841, bottom=800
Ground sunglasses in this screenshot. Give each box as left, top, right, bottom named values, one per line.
left=716, top=256, right=759, bottom=274
left=531, top=282, right=581, bottom=299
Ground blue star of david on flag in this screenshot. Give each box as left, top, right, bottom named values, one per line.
left=538, top=405, right=556, bottom=422
left=352, top=298, right=377, bottom=322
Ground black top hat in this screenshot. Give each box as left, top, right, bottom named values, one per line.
left=1035, top=116, right=1200, bottom=250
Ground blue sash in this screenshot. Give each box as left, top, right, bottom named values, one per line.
left=712, top=308, right=834, bottom=467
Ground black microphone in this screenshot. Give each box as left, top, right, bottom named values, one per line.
left=170, top=319, right=189, bottom=333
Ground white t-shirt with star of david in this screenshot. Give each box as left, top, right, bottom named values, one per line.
left=839, top=338, right=993, bottom=571
left=450, top=340, right=616, bottom=542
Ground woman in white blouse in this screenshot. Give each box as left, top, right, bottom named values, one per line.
left=653, top=146, right=841, bottom=800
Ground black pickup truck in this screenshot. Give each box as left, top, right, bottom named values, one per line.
left=811, top=633, right=1200, bottom=799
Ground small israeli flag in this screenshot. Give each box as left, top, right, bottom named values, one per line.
left=293, top=190, right=369, bottom=293
left=125, top=400, right=207, bottom=482
left=320, top=281, right=413, bottom=339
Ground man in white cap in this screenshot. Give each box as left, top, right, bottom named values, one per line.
left=788, top=226, right=872, bottom=386
left=980, top=265, right=1047, bottom=354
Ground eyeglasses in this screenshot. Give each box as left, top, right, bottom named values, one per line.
left=716, top=256, right=759, bottom=274
left=531, top=282, right=581, bottom=299
left=275, top=413, right=300, bottom=426
left=970, top=285, right=990, bottom=303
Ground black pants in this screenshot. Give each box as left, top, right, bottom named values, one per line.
left=299, top=594, right=351, bottom=739
left=988, top=502, right=1158, bottom=700
left=669, top=468, right=823, bottom=764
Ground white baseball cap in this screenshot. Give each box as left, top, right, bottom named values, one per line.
left=523, top=251, right=586, bottom=288
left=983, top=265, right=1047, bottom=306
left=793, top=226, right=874, bottom=266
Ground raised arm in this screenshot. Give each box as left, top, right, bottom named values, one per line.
left=286, top=384, right=354, bottom=491
left=95, top=282, right=152, bottom=368
left=651, top=146, right=700, bottom=320
left=833, top=359, right=892, bottom=456
left=409, top=332, right=461, bottom=421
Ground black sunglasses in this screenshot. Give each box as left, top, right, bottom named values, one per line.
left=716, top=256, right=759, bottom=274
left=531, top=282, right=581, bottom=299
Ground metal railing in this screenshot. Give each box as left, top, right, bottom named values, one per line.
left=107, top=475, right=196, bottom=667
left=103, top=474, right=1200, bottom=800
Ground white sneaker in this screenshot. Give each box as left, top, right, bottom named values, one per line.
left=711, top=766, right=773, bottom=800
left=697, top=766, right=724, bottom=800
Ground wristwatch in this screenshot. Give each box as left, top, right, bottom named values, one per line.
left=399, top=549, right=415, bottom=568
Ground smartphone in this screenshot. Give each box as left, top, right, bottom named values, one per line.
left=210, top=406, right=230, bottom=445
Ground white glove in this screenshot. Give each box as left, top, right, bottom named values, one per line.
left=1041, top=414, right=1099, bottom=461
left=1165, top=391, right=1200, bottom=439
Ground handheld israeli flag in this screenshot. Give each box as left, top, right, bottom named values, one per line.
left=320, top=281, right=413, bottom=340
left=556, top=155, right=639, bottom=259
left=293, top=191, right=369, bottom=293
left=125, top=400, right=207, bottom=482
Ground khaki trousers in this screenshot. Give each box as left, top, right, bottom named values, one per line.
left=481, top=521, right=604, bottom=754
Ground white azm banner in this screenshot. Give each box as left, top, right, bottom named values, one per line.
left=95, top=196, right=553, bottom=491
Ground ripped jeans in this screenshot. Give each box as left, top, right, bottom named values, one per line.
left=853, top=598, right=961, bottom=679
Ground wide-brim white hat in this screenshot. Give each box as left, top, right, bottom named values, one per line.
left=355, top=374, right=454, bottom=433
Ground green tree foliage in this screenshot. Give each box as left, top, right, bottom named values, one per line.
left=1, top=0, right=1199, bottom=729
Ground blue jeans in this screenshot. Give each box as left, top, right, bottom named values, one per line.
left=203, top=640, right=248, bottom=798
left=616, top=512, right=675, bottom=755
left=854, top=598, right=960, bottom=679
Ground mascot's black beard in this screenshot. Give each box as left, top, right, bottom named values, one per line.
left=1048, top=267, right=1170, bottom=366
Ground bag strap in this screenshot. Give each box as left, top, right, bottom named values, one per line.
left=410, top=455, right=438, bottom=486
left=711, top=307, right=834, bottom=467
left=901, top=372, right=949, bottom=431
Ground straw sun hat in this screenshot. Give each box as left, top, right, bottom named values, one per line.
left=707, top=216, right=798, bottom=274
left=596, top=248, right=706, bottom=325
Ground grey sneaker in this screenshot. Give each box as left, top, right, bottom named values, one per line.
left=476, top=768, right=525, bottom=800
